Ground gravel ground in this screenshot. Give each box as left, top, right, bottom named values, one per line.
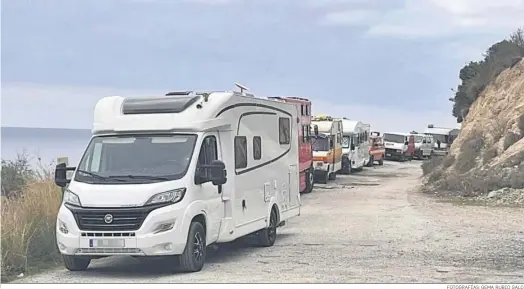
left=19, top=161, right=524, bottom=283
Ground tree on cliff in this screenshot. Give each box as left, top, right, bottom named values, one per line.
left=451, top=28, right=524, bottom=123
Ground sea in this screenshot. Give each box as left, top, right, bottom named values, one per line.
left=1, top=127, right=92, bottom=167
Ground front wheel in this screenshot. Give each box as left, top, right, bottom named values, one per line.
left=63, top=255, right=91, bottom=271
left=328, top=171, right=337, bottom=180
left=178, top=221, right=206, bottom=272
left=304, top=168, right=314, bottom=193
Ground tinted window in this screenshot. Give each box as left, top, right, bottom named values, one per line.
left=279, top=117, right=291, bottom=145
left=253, top=136, right=262, bottom=160
left=383, top=134, right=406, bottom=143
left=235, top=136, right=248, bottom=169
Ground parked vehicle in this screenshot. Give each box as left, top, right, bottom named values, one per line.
left=368, top=132, right=385, bottom=166
left=410, top=133, right=433, bottom=160
left=310, top=115, right=343, bottom=184
left=338, top=118, right=368, bottom=173
left=267, top=96, right=314, bottom=194
left=361, top=123, right=373, bottom=167
left=423, top=124, right=460, bottom=156
left=382, top=132, right=415, bottom=161
left=53, top=84, right=301, bottom=273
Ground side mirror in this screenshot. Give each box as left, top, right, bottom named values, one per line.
left=200, top=160, right=227, bottom=186
left=55, top=163, right=75, bottom=188
left=350, top=144, right=355, bottom=151
left=404, top=141, right=409, bottom=145
left=314, top=125, right=319, bottom=137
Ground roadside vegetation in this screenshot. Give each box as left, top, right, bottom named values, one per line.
left=450, top=28, right=524, bottom=123
left=1, top=153, right=62, bottom=282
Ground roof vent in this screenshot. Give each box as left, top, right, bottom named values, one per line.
left=427, top=124, right=434, bottom=128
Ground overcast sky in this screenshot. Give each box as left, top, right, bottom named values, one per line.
left=2, top=0, right=523, bottom=132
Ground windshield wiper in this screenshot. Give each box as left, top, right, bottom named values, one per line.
left=76, top=170, right=126, bottom=182
left=108, top=175, right=170, bottom=181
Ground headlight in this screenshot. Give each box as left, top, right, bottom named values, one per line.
left=144, top=188, right=186, bottom=206
left=63, top=189, right=81, bottom=206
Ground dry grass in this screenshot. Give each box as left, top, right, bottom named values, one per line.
left=1, top=154, right=63, bottom=283
left=1, top=179, right=62, bottom=282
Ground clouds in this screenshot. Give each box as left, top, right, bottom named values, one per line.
left=320, top=0, right=524, bottom=38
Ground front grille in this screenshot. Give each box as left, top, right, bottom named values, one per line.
left=75, top=211, right=145, bottom=231
left=65, top=203, right=169, bottom=232
left=385, top=148, right=400, bottom=154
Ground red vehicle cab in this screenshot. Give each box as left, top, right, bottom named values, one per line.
left=267, top=96, right=314, bottom=193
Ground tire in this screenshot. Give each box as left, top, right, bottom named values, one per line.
left=318, top=171, right=329, bottom=184
left=328, top=171, right=337, bottom=180
left=62, top=255, right=91, bottom=271
left=258, top=208, right=278, bottom=247
left=366, top=156, right=373, bottom=167
left=178, top=221, right=206, bottom=272
left=304, top=168, right=314, bottom=193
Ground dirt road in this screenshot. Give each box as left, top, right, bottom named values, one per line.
left=21, top=161, right=524, bottom=283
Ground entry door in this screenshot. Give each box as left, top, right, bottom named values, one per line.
left=193, top=133, right=224, bottom=242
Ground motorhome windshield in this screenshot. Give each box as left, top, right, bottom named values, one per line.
left=414, top=135, right=424, bottom=143
left=342, top=136, right=350, bottom=148
left=383, top=134, right=405, bottom=143
left=312, top=136, right=330, bottom=152
left=74, top=134, right=197, bottom=184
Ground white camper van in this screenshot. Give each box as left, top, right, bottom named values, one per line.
left=338, top=118, right=367, bottom=173
left=423, top=124, right=460, bottom=156
left=53, top=87, right=301, bottom=273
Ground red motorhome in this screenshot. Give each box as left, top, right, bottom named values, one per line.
left=267, top=96, right=314, bottom=193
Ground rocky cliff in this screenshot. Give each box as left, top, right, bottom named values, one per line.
left=423, top=58, right=524, bottom=205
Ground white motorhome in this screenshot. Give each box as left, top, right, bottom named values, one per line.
left=310, top=115, right=343, bottom=184
left=338, top=118, right=367, bottom=173
left=410, top=133, right=433, bottom=160
left=53, top=86, right=301, bottom=273
left=423, top=124, right=460, bottom=156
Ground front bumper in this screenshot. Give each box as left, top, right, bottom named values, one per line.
left=384, top=149, right=404, bottom=160
left=56, top=203, right=189, bottom=256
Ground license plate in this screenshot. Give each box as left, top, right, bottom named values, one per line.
left=89, top=239, right=125, bottom=248
left=386, top=153, right=391, bottom=156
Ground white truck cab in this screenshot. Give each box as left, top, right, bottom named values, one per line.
left=54, top=87, right=301, bottom=273
left=337, top=118, right=367, bottom=174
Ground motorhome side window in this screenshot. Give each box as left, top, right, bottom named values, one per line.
left=279, top=117, right=291, bottom=145
left=253, top=136, right=262, bottom=160
left=234, top=136, right=248, bottom=169
left=196, top=136, right=218, bottom=181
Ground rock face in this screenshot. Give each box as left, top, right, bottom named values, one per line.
left=449, top=58, right=524, bottom=169
left=424, top=59, right=524, bottom=205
